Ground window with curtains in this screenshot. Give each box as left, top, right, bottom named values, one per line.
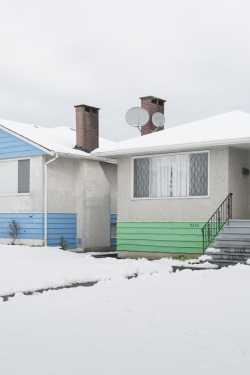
left=133, top=152, right=208, bottom=198
left=0, top=159, right=30, bottom=194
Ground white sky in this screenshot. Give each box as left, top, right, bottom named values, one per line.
left=0, top=0, right=250, bottom=141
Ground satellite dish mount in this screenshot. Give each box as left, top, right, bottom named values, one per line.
left=125, top=107, right=149, bottom=134
left=125, top=108, right=165, bottom=134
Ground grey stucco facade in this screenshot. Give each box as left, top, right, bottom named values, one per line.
left=47, top=156, right=117, bottom=250
left=117, top=146, right=250, bottom=223
left=228, top=147, right=250, bottom=219
left=0, top=155, right=44, bottom=213
left=0, top=154, right=117, bottom=249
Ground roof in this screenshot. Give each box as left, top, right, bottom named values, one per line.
left=0, top=119, right=116, bottom=160
left=92, top=110, right=250, bottom=157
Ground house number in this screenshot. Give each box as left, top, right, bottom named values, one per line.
left=190, top=223, right=199, bottom=228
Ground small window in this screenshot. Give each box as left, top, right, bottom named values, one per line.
left=18, top=160, right=30, bottom=193
left=111, top=223, right=117, bottom=238
left=85, top=106, right=90, bottom=112
left=158, top=100, right=164, bottom=106
left=92, top=108, right=98, bottom=114
left=151, top=99, right=157, bottom=104
left=0, top=159, right=30, bottom=194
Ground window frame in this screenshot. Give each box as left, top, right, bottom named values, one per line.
left=131, top=150, right=210, bottom=200
left=110, top=222, right=117, bottom=239
left=0, top=157, right=31, bottom=196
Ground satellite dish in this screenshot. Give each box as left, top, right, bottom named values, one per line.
left=152, top=112, right=165, bottom=128
left=125, top=107, right=149, bottom=127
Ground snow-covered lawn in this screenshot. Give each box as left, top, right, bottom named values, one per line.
left=0, top=244, right=214, bottom=297
left=0, top=245, right=250, bottom=375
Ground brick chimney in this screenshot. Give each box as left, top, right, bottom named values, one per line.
left=75, top=104, right=100, bottom=152
left=140, top=96, right=166, bottom=136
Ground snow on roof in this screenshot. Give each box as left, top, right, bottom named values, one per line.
left=0, top=119, right=116, bottom=158
left=92, top=110, right=250, bottom=157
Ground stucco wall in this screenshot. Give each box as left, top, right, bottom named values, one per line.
left=117, top=147, right=230, bottom=223
left=38, top=156, right=115, bottom=250
left=0, top=155, right=44, bottom=213
left=100, top=162, right=117, bottom=214
left=47, top=157, right=79, bottom=214
left=228, top=147, right=250, bottom=219
left=0, top=153, right=115, bottom=249
left=82, top=159, right=110, bottom=249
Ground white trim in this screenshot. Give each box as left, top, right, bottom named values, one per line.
left=132, top=150, right=210, bottom=200
left=0, top=124, right=54, bottom=156
left=44, top=155, right=58, bottom=246
left=133, top=149, right=210, bottom=159
left=92, top=137, right=250, bottom=157
left=0, top=193, right=30, bottom=197
left=0, top=156, right=31, bottom=162
left=132, top=196, right=210, bottom=200
left=0, top=124, right=117, bottom=163
left=55, top=151, right=117, bottom=164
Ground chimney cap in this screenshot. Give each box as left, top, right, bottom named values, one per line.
left=140, top=95, right=166, bottom=103
left=74, top=104, right=100, bottom=110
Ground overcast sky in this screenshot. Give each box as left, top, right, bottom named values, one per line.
left=0, top=0, right=250, bottom=141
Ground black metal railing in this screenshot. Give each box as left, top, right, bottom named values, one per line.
left=201, top=193, right=233, bottom=254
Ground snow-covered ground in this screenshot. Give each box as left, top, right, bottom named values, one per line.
left=0, top=244, right=214, bottom=297
left=0, top=245, right=250, bottom=375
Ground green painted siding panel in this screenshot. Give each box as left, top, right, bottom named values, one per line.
left=117, top=222, right=205, bottom=254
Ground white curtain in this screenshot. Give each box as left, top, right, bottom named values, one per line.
left=149, top=154, right=189, bottom=198
left=0, top=160, right=18, bottom=194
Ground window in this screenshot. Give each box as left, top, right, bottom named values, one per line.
left=0, top=159, right=30, bottom=194
left=133, top=152, right=208, bottom=198
left=110, top=223, right=117, bottom=238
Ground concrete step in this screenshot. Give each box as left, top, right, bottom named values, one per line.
left=223, top=227, right=250, bottom=234
left=227, top=220, right=250, bottom=228
left=208, top=246, right=250, bottom=253
left=219, top=233, right=250, bottom=240
left=214, top=239, right=250, bottom=247
left=205, top=252, right=250, bottom=261
left=204, top=220, right=250, bottom=266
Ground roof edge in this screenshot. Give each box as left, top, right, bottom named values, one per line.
left=92, top=137, right=250, bottom=157
left=0, top=124, right=54, bottom=156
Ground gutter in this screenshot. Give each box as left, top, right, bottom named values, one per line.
left=91, top=137, right=250, bottom=158
left=44, top=154, right=58, bottom=246
left=55, top=151, right=117, bottom=164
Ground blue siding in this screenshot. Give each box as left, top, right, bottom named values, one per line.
left=110, top=214, right=117, bottom=246
left=0, top=128, right=47, bottom=159
left=0, top=213, right=44, bottom=239
left=47, top=214, right=77, bottom=248
left=0, top=213, right=77, bottom=248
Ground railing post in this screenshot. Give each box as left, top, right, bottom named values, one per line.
left=201, top=193, right=233, bottom=253
left=202, top=227, right=204, bottom=254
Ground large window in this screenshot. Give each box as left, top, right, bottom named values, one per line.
left=134, top=152, right=208, bottom=198
left=0, top=159, right=30, bottom=194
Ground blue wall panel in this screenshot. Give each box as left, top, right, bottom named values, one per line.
left=110, top=214, right=117, bottom=246
left=0, top=213, right=44, bottom=239
left=0, top=128, right=47, bottom=159
left=47, top=214, right=77, bottom=248
left=0, top=213, right=77, bottom=248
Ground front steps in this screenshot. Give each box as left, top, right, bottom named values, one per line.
left=205, top=220, right=250, bottom=266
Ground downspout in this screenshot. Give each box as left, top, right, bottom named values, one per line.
left=44, top=154, right=58, bottom=246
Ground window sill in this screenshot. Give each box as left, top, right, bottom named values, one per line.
left=0, top=193, right=30, bottom=197
left=132, top=196, right=210, bottom=201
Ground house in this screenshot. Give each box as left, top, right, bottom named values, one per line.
left=0, top=104, right=117, bottom=250
left=92, top=95, right=250, bottom=259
